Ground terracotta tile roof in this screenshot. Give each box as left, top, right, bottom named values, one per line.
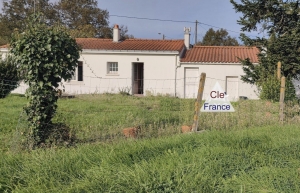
left=181, top=46, right=259, bottom=63
left=0, top=44, right=8, bottom=48
left=76, top=38, right=185, bottom=52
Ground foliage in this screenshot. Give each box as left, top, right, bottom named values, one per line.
left=259, top=74, right=280, bottom=101
left=118, top=86, right=131, bottom=95
left=0, top=0, right=133, bottom=44
left=0, top=55, right=20, bottom=98
left=0, top=0, right=55, bottom=45
left=10, top=13, right=80, bottom=144
left=231, top=0, right=300, bottom=95
left=198, top=28, right=239, bottom=46
left=53, top=0, right=110, bottom=38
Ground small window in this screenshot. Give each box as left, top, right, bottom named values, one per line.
left=77, top=62, right=83, bottom=81
left=107, top=62, right=118, bottom=74
left=71, top=61, right=83, bottom=81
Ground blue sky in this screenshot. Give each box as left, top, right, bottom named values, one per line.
left=0, top=0, right=263, bottom=43
left=99, top=0, right=262, bottom=42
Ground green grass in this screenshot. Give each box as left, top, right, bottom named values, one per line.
left=1, top=94, right=300, bottom=192
left=1, top=125, right=300, bottom=192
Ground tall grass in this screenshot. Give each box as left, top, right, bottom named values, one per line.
left=1, top=94, right=300, bottom=192
left=1, top=94, right=300, bottom=148
left=1, top=125, right=300, bottom=192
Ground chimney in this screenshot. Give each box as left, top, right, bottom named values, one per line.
left=184, top=27, right=191, bottom=49
left=113, top=24, right=120, bottom=42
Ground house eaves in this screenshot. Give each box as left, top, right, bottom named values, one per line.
left=82, top=49, right=180, bottom=55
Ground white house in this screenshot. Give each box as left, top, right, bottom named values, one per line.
left=179, top=46, right=260, bottom=100
left=0, top=25, right=261, bottom=100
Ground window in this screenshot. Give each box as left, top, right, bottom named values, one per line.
left=107, top=62, right=118, bottom=74
left=71, top=61, right=83, bottom=81
left=77, top=62, right=83, bottom=81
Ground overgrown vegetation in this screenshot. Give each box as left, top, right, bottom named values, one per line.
left=1, top=94, right=300, bottom=191
left=231, top=0, right=300, bottom=101
left=0, top=94, right=299, bottom=150
left=1, top=123, right=300, bottom=192
left=10, top=13, right=80, bottom=145
left=0, top=55, right=20, bottom=98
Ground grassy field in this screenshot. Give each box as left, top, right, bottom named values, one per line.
left=2, top=93, right=297, bottom=146
left=1, top=94, right=300, bottom=192
left=1, top=125, right=300, bottom=192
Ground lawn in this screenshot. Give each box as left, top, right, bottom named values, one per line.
left=1, top=94, right=300, bottom=192
left=1, top=125, right=300, bottom=192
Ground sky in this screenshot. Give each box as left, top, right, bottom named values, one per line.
left=98, top=0, right=262, bottom=43
left=0, top=0, right=263, bottom=43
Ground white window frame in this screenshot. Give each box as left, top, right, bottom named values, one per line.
left=107, top=62, right=118, bottom=75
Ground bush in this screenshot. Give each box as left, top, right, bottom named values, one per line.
left=259, top=74, right=280, bottom=101
left=259, top=74, right=296, bottom=102
left=0, top=55, right=20, bottom=98
left=10, top=13, right=80, bottom=145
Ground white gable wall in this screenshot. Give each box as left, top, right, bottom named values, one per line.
left=177, top=63, right=259, bottom=100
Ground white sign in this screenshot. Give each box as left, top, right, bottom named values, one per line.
left=200, top=82, right=235, bottom=112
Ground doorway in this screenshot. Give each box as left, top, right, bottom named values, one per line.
left=133, top=63, right=144, bottom=94
left=226, top=76, right=239, bottom=101
left=184, top=67, right=199, bottom=98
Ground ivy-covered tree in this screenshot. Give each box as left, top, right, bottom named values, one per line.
left=10, top=13, right=80, bottom=144
left=0, top=55, right=20, bottom=98
left=231, top=0, right=300, bottom=100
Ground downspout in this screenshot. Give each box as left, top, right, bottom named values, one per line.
left=175, top=55, right=177, bottom=97
left=175, top=55, right=180, bottom=97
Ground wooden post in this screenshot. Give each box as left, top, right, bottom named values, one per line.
left=279, top=76, right=286, bottom=123
left=192, top=73, right=206, bottom=132
left=277, top=62, right=281, bottom=80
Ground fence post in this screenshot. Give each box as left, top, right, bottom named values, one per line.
left=277, top=61, right=281, bottom=80
left=279, top=76, right=286, bottom=123
left=192, top=73, right=206, bottom=132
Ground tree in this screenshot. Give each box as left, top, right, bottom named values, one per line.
left=10, top=13, right=80, bottom=145
left=231, top=0, right=299, bottom=101
left=0, top=0, right=55, bottom=45
left=0, top=55, right=20, bottom=98
left=53, top=0, right=110, bottom=38
left=198, top=28, right=239, bottom=46
left=0, top=0, right=133, bottom=44
left=53, top=0, right=134, bottom=39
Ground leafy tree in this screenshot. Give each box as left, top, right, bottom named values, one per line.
left=10, top=13, right=80, bottom=144
left=0, top=0, right=55, bottom=45
left=231, top=0, right=299, bottom=101
left=53, top=0, right=110, bottom=38
left=0, top=55, right=20, bottom=98
left=198, top=28, right=239, bottom=46
left=0, top=0, right=134, bottom=43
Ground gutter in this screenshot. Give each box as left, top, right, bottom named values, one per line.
left=82, top=49, right=180, bottom=55
left=180, top=62, right=259, bottom=65
left=175, top=55, right=177, bottom=97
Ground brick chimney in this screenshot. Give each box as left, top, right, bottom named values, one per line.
left=113, top=24, right=120, bottom=42
left=184, top=27, right=191, bottom=49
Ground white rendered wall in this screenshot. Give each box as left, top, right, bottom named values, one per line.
left=177, top=63, right=260, bottom=100
left=61, top=51, right=179, bottom=96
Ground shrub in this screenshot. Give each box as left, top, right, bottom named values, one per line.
left=10, top=14, right=80, bottom=145
left=259, top=74, right=296, bottom=102
left=0, top=55, right=20, bottom=98
left=259, top=74, right=280, bottom=101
